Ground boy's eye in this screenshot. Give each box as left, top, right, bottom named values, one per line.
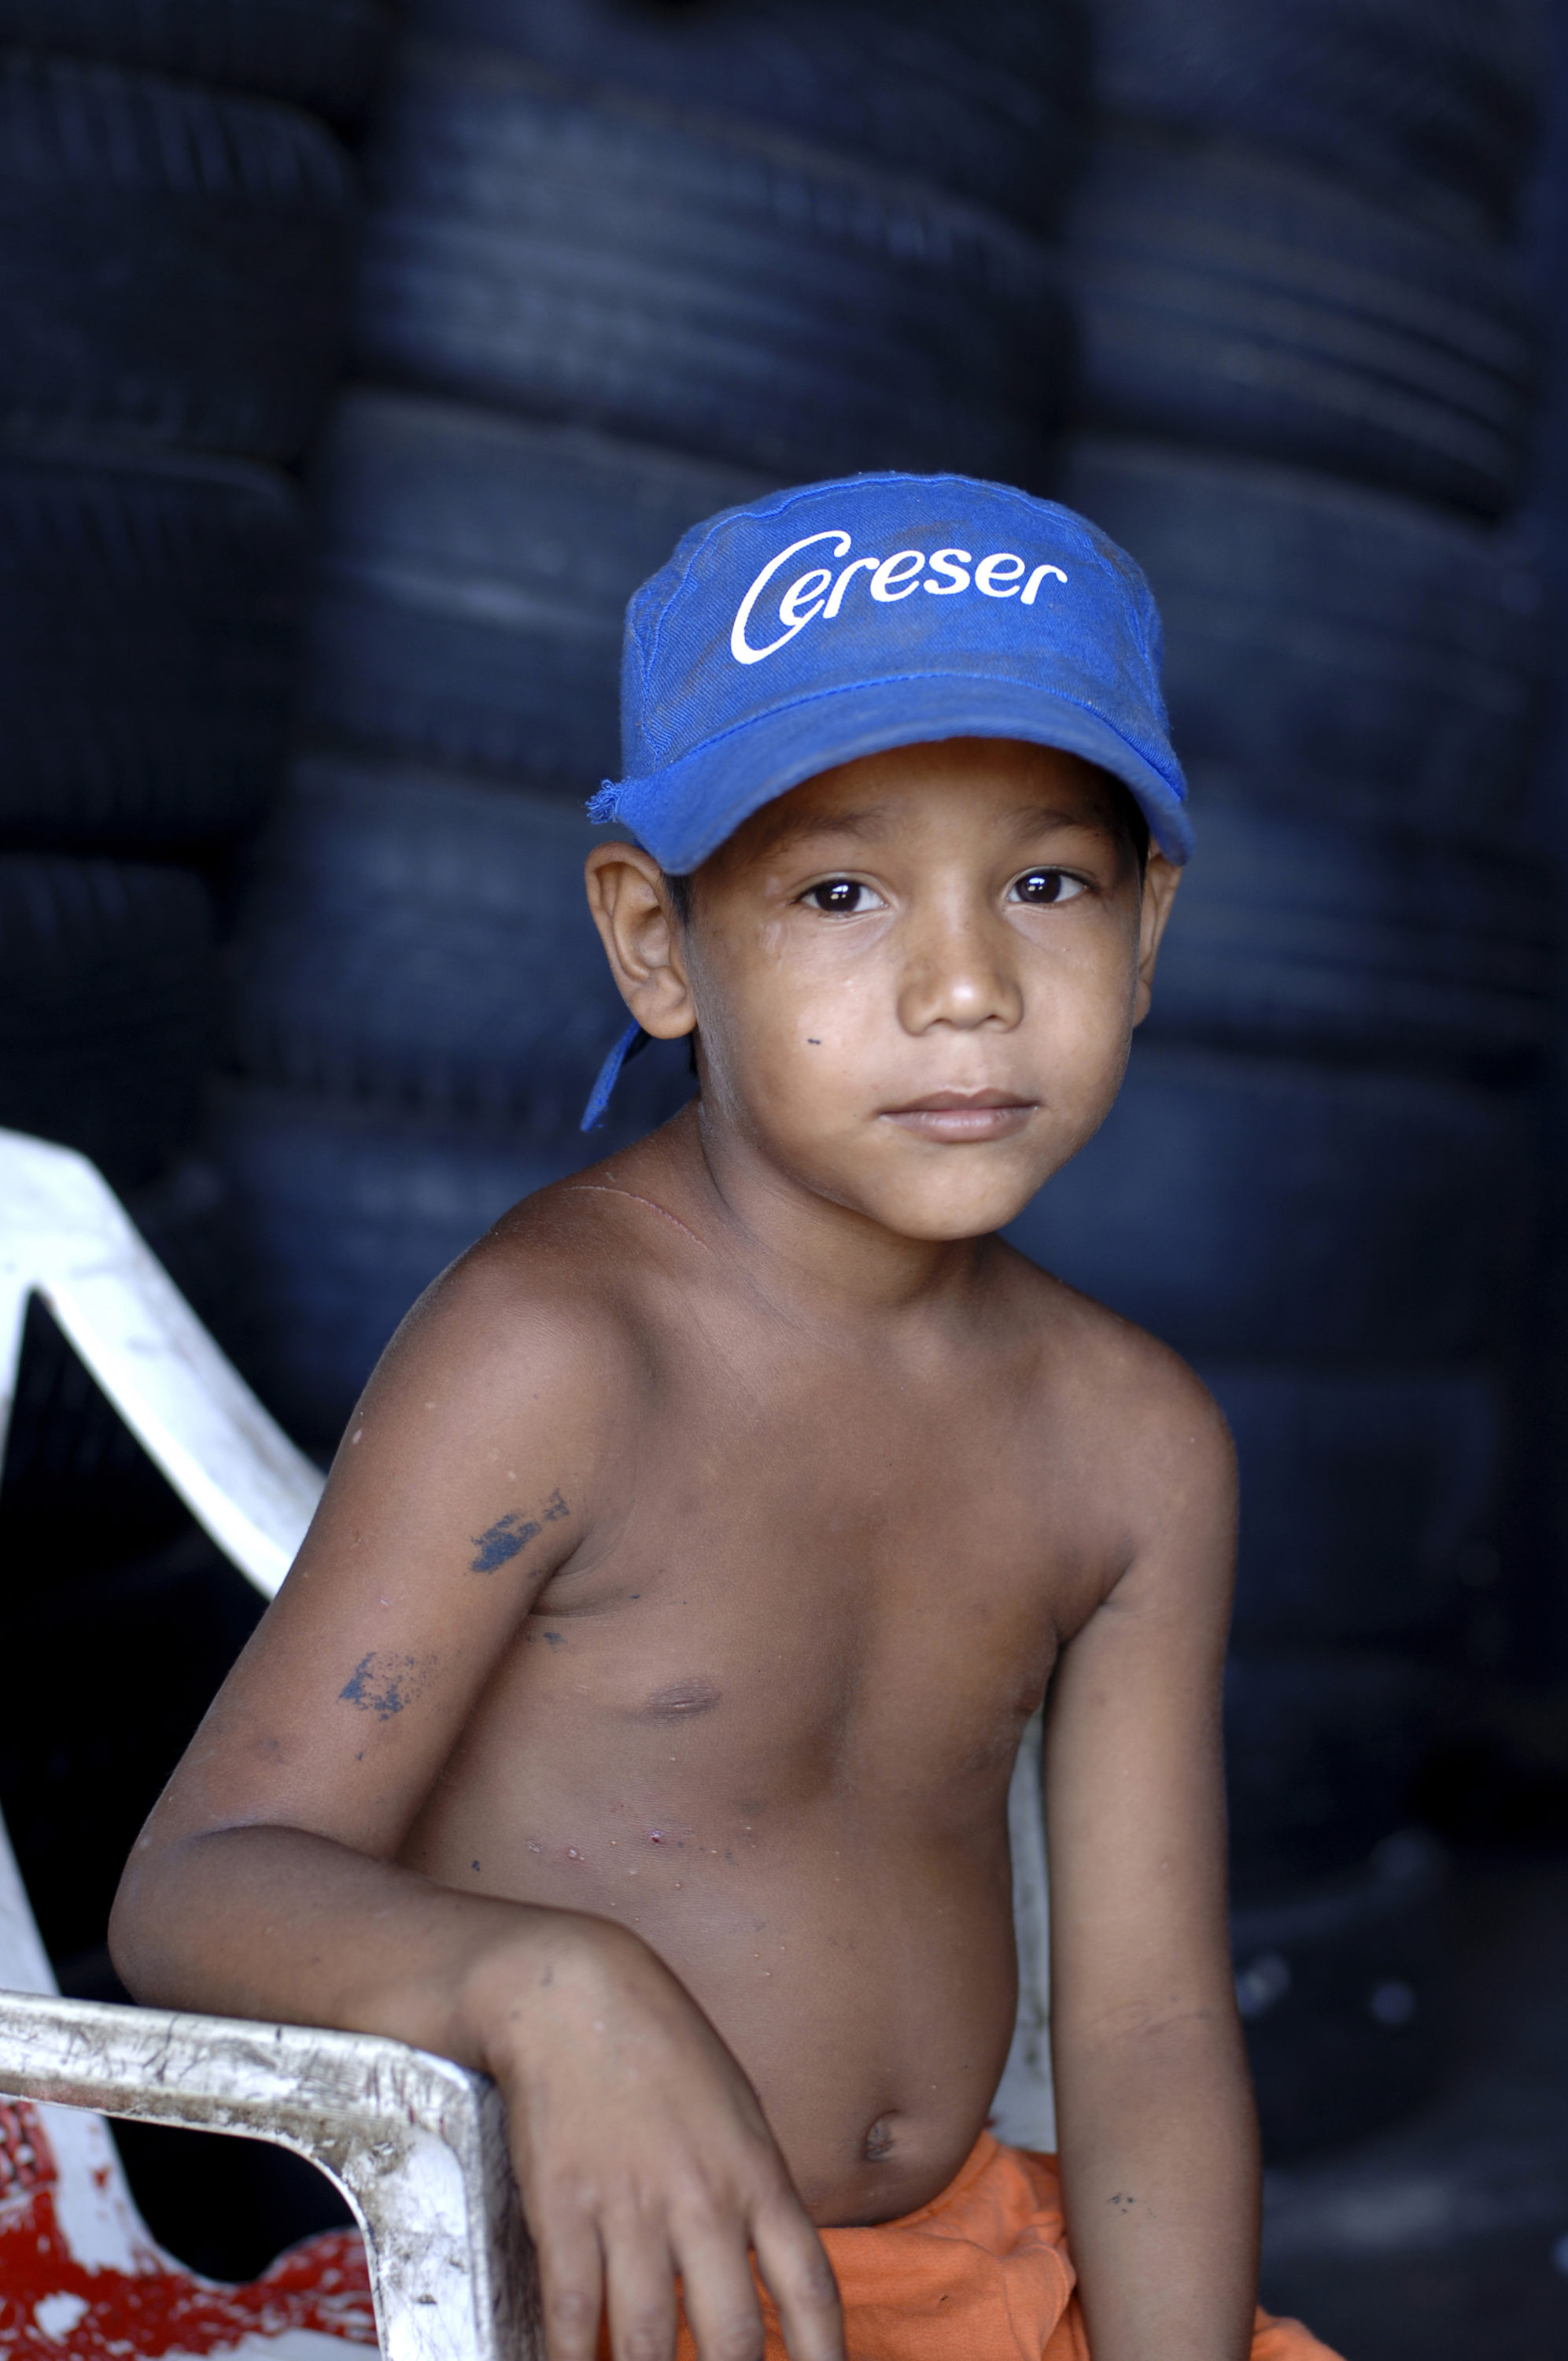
left=802, top=878, right=883, bottom=914
left=1009, top=868, right=1085, bottom=907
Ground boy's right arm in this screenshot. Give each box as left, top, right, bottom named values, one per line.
left=108, top=1251, right=843, bottom=2361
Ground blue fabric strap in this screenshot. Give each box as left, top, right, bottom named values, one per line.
left=581, top=1020, right=646, bottom=1132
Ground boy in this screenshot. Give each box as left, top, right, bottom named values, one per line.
left=111, top=475, right=1337, bottom=2361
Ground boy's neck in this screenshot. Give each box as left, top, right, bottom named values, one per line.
left=636, top=1101, right=992, bottom=1328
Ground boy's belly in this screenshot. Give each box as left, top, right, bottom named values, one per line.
left=406, top=1772, right=1022, bottom=2224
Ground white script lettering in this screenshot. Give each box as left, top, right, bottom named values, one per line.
left=779, top=567, right=834, bottom=628
left=976, top=552, right=1027, bottom=597
left=1021, top=563, right=1068, bottom=605
left=869, top=550, right=926, bottom=601
left=730, top=534, right=1068, bottom=660
left=923, top=549, right=972, bottom=594
left=731, top=530, right=852, bottom=663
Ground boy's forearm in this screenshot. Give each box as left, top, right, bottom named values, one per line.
left=109, top=1823, right=626, bottom=2080
left=1052, top=2008, right=1260, bottom=2361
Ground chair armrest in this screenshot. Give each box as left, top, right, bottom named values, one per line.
left=0, top=1988, right=541, bottom=2361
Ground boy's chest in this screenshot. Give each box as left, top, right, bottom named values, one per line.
left=522, top=1353, right=1104, bottom=1798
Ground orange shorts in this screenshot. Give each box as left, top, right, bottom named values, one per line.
left=672, top=2132, right=1339, bottom=2360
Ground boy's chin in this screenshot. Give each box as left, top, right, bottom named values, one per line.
left=838, top=1159, right=1056, bottom=1246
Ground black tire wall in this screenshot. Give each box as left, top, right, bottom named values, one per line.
left=1062, top=131, right=1542, bottom=519
left=1090, top=0, right=1545, bottom=241
left=229, top=756, right=651, bottom=1128
left=0, top=55, right=357, bottom=463
left=352, top=43, right=1064, bottom=487
left=1058, top=439, right=1547, bottom=829
left=0, top=436, right=305, bottom=850
left=0, top=0, right=392, bottom=120
left=397, top=0, right=1087, bottom=233
left=0, top=855, right=215, bottom=1184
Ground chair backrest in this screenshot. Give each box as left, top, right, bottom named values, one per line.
left=0, top=1128, right=323, bottom=1597
left=0, top=1125, right=1054, bottom=2159
left=0, top=1127, right=336, bottom=2283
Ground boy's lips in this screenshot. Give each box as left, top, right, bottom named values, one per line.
left=880, top=1090, right=1035, bottom=1143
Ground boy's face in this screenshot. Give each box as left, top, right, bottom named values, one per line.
left=587, top=737, right=1180, bottom=1243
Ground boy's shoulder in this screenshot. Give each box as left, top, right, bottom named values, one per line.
left=373, top=1138, right=707, bottom=1413
left=996, top=1240, right=1236, bottom=1517
left=327, top=1144, right=710, bottom=1557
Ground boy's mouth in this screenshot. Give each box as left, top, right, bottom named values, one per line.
left=880, top=1090, right=1035, bottom=1144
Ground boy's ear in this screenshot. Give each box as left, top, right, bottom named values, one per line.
left=1131, top=849, right=1182, bottom=1027
left=584, top=841, right=696, bottom=1041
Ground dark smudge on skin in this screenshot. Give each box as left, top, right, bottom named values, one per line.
left=470, top=1511, right=540, bottom=1572
left=339, top=1650, right=425, bottom=1720
left=469, top=1491, right=570, bottom=1573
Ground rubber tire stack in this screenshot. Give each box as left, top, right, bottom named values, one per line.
left=0, top=9, right=381, bottom=1536
left=1005, top=0, right=1553, bottom=2161
left=214, top=0, right=1088, bottom=1455
left=0, top=0, right=387, bottom=2281
left=1516, top=15, right=1568, bottom=1705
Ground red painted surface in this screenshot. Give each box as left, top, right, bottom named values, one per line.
left=0, top=2098, right=378, bottom=2356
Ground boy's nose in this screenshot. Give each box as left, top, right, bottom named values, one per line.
left=895, top=907, right=1024, bottom=1036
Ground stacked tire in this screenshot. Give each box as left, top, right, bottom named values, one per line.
left=0, top=10, right=383, bottom=1545
left=1005, top=0, right=1554, bottom=2159
left=215, top=0, right=1087, bottom=1454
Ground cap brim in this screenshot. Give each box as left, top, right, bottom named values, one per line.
left=605, top=675, right=1194, bottom=870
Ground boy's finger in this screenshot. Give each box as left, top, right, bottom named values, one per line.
left=670, top=2216, right=769, bottom=2361
left=603, top=2221, right=679, bottom=2361
left=534, top=2210, right=607, bottom=2361
left=749, top=2200, right=844, bottom=2361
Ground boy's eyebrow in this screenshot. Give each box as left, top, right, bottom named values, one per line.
left=757, top=803, right=893, bottom=852
left=762, top=800, right=1117, bottom=855
left=1002, top=801, right=1123, bottom=842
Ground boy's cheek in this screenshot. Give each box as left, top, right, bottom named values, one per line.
left=714, top=1003, right=1127, bottom=1238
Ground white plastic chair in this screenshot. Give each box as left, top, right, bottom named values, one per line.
left=0, top=1125, right=1053, bottom=2359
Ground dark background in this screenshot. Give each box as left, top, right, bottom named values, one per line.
left=2, top=3, right=1566, bottom=2353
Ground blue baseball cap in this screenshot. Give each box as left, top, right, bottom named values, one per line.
left=580, top=470, right=1190, bottom=1128
left=588, top=470, right=1191, bottom=873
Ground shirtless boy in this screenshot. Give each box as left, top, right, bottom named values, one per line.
left=112, top=475, right=1336, bottom=2361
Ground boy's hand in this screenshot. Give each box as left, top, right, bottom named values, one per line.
left=470, top=1919, right=845, bottom=2361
